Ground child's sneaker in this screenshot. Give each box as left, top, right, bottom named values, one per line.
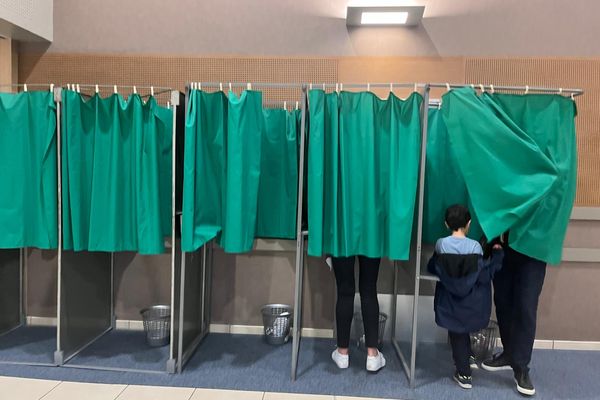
left=469, top=355, right=479, bottom=370
left=453, top=371, right=473, bottom=389
left=366, top=351, right=386, bottom=372
left=331, top=349, right=349, bottom=369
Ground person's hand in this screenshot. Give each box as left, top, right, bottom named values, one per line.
left=493, top=244, right=502, bottom=250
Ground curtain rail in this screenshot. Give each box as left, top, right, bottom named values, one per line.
left=0, top=83, right=54, bottom=87
left=429, top=83, right=583, bottom=96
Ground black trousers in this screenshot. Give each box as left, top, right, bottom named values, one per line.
left=449, top=331, right=472, bottom=376
left=332, top=256, right=381, bottom=349
left=494, top=246, right=547, bottom=372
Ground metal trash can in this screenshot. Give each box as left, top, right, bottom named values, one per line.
left=351, top=312, right=388, bottom=349
left=140, top=305, right=171, bottom=347
left=470, top=320, right=499, bottom=362
left=261, top=304, right=293, bottom=345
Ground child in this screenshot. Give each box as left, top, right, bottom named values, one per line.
left=427, top=204, right=503, bottom=389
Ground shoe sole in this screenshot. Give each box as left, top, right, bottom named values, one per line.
left=515, top=379, right=536, bottom=396
left=470, top=363, right=479, bottom=370
left=481, top=363, right=512, bottom=372
left=453, top=376, right=472, bottom=390
left=366, top=360, right=386, bottom=373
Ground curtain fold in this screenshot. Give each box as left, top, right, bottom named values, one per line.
left=307, top=90, right=422, bottom=260
left=181, top=90, right=300, bottom=253
left=62, top=90, right=172, bottom=254
left=0, top=91, right=57, bottom=249
left=441, top=88, right=577, bottom=264
left=423, top=108, right=482, bottom=243
left=255, top=108, right=299, bottom=239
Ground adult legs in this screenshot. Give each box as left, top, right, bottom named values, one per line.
left=510, top=250, right=547, bottom=371
left=358, top=256, right=381, bottom=352
left=332, top=256, right=356, bottom=349
left=493, top=247, right=517, bottom=359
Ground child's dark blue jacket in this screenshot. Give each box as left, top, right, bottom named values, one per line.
left=427, top=250, right=503, bottom=333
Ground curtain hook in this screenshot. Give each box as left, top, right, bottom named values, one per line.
left=490, top=84, right=495, bottom=94
left=229, top=82, right=232, bottom=92
left=283, top=101, right=287, bottom=110
left=309, top=83, right=313, bottom=90
left=76, top=84, right=80, bottom=93
left=67, top=84, right=70, bottom=90
left=479, top=84, right=485, bottom=93
left=525, top=85, right=530, bottom=94
left=23, top=84, right=28, bottom=92
left=322, top=83, right=326, bottom=91
left=95, top=84, right=99, bottom=94
left=198, top=82, right=202, bottom=91
left=340, top=83, right=343, bottom=92
left=219, top=82, right=223, bottom=92
left=367, top=83, right=370, bottom=92
left=335, top=83, right=339, bottom=93
left=390, top=82, right=393, bottom=93
left=559, top=87, right=563, bottom=95
left=445, top=82, right=451, bottom=92
left=133, top=86, right=137, bottom=95
left=247, top=82, right=252, bottom=90
left=114, top=85, right=118, bottom=94
left=414, top=83, right=418, bottom=93
left=151, top=86, right=154, bottom=96
left=296, top=101, right=299, bottom=110
left=50, top=83, right=54, bottom=93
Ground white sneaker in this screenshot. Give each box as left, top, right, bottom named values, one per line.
left=331, top=349, right=349, bottom=369
left=366, top=351, right=386, bottom=372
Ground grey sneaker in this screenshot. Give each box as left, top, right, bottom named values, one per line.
left=453, top=371, right=473, bottom=389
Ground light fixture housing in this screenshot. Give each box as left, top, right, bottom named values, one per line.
left=346, top=6, right=425, bottom=27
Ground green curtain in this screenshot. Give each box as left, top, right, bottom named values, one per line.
left=219, top=90, right=264, bottom=252
left=307, top=90, right=422, bottom=260
left=256, top=108, right=299, bottom=239
left=423, top=108, right=482, bottom=243
left=62, top=90, right=172, bottom=254
left=441, top=88, right=577, bottom=264
left=182, top=90, right=299, bottom=253
left=0, top=91, right=57, bottom=249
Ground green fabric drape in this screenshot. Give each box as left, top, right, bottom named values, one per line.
left=256, top=109, right=299, bottom=239
left=220, top=90, right=264, bottom=252
left=182, top=90, right=299, bottom=253
left=0, top=91, right=57, bottom=249
left=307, top=90, right=422, bottom=260
left=441, top=88, right=577, bottom=264
left=423, top=108, right=482, bottom=243
left=62, top=90, right=172, bottom=254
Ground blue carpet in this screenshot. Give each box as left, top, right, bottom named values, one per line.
left=0, top=326, right=55, bottom=365
left=0, top=333, right=598, bottom=400
left=66, top=330, right=169, bottom=372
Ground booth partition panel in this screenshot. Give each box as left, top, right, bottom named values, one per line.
left=0, top=249, right=22, bottom=335
left=55, top=251, right=112, bottom=364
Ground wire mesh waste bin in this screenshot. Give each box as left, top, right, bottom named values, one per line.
left=261, top=304, right=293, bottom=345
left=140, top=305, right=171, bottom=347
left=351, top=312, right=387, bottom=349
left=470, top=320, right=499, bottom=362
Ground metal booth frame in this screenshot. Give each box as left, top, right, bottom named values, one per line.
left=53, top=85, right=184, bottom=374
left=0, top=83, right=59, bottom=367
left=291, top=82, right=584, bottom=387
left=176, top=82, right=308, bottom=374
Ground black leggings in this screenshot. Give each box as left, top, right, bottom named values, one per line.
left=332, top=256, right=381, bottom=349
